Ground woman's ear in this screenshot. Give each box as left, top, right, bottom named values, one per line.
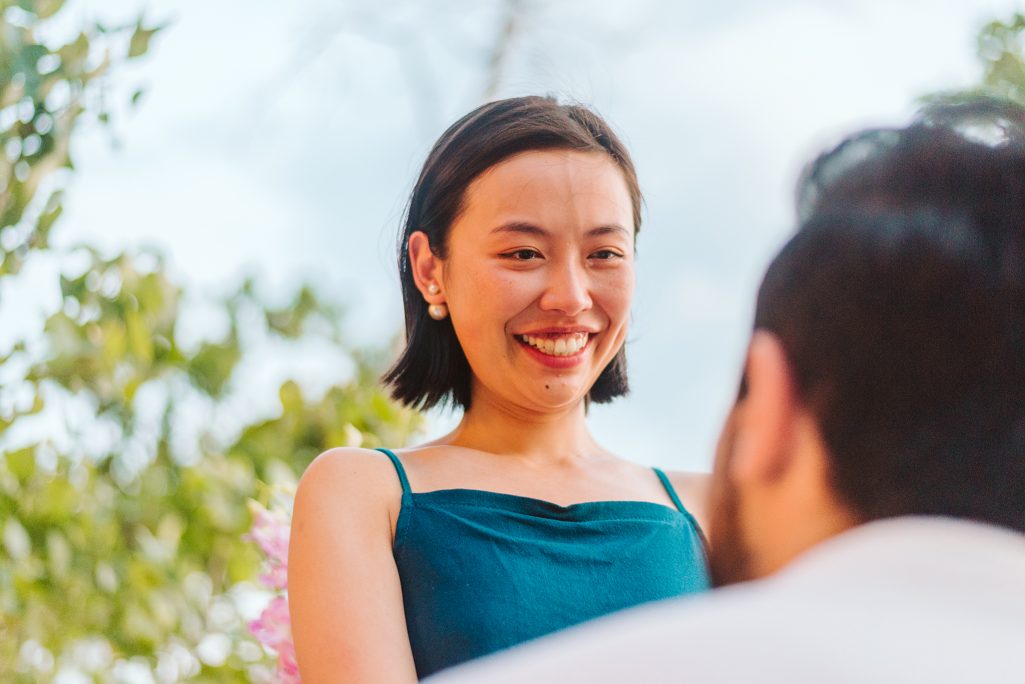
left=408, top=231, right=446, bottom=304
left=729, top=330, right=800, bottom=486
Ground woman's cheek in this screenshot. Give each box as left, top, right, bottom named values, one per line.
left=485, top=269, right=538, bottom=313
left=599, top=272, right=635, bottom=319
left=450, top=269, right=517, bottom=344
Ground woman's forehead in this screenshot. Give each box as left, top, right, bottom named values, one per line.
left=454, top=150, right=634, bottom=236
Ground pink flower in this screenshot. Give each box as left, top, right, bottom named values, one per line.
left=278, top=640, right=301, bottom=684
left=246, top=498, right=300, bottom=682
left=260, top=563, right=289, bottom=592
left=249, top=596, right=292, bottom=653
left=247, top=507, right=290, bottom=567
left=249, top=596, right=301, bottom=683
left=246, top=502, right=291, bottom=591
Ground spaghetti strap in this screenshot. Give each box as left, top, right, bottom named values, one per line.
left=652, top=467, right=686, bottom=514
left=376, top=448, right=412, bottom=495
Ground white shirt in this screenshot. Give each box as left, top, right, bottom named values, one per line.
left=429, top=517, right=1025, bottom=683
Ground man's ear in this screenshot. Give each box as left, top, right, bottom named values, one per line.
left=408, top=231, right=446, bottom=304
left=729, top=330, right=800, bottom=486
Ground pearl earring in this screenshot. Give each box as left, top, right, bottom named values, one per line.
left=428, top=303, right=448, bottom=320
left=427, top=283, right=440, bottom=295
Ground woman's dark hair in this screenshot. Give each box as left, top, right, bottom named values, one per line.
left=383, top=95, right=643, bottom=411
left=753, top=98, right=1025, bottom=533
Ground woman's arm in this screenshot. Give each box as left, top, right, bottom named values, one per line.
left=668, top=471, right=711, bottom=541
left=289, top=448, right=418, bottom=683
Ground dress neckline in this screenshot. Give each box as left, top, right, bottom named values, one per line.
left=408, top=487, right=687, bottom=520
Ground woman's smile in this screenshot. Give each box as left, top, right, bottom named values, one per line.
left=515, top=331, right=594, bottom=368
left=518, top=332, right=591, bottom=357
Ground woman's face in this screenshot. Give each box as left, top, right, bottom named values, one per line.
left=439, top=149, right=636, bottom=413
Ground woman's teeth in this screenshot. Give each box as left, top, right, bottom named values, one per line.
left=518, top=333, right=590, bottom=357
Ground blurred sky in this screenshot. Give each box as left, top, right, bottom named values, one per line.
left=33, top=0, right=1023, bottom=470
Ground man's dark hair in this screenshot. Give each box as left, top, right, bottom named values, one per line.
left=383, top=95, right=642, bottom=411
left=754, top=98, right=1025, bottom=533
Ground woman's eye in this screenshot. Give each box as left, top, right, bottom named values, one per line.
left=590, top=249, right=623, bottom=261
left=503, top=249, right=543, bottom=261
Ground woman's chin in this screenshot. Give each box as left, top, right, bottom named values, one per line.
left=521, top=384, right=590, bottom=412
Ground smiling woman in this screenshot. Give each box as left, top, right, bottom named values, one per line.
left=287, top=96, right=711, bottom=683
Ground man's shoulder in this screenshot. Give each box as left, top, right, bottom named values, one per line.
left=430, top=582, right=795, bottom=682
left=431, top=547, right=1025, bottom=683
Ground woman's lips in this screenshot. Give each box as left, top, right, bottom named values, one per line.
left=517, top=332, right=590, bottom=356
left=514, top=332, right=592, bottom=369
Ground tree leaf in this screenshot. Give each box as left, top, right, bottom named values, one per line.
left=34, top=0, right=67, bottom=20
left=5, top=447, right=36, bottom=482
left=128, top=23, right=163, bottom=59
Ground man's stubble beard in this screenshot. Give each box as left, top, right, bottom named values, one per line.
left=706, top=408, right=757, bottom=588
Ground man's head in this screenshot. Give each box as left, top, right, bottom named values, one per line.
left=708, top=98, right=1025, bottom=587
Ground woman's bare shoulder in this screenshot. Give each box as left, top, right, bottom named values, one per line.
left=289, top=448, right=418, bottom=681
left=666, top=470, right=710, bottom=497
left=666, top=470, right=711, bottom=534
left=294, top=447, right=404, bottom=519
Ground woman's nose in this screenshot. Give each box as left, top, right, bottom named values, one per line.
left=538, top=262, right=592, bottom=316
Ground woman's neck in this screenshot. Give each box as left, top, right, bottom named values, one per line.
left=440, top=388, right=602, bottom=465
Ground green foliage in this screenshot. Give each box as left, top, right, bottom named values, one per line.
left=925, top=13, right=1025, bottom=108
left=978, top=14, right=1025, bottom=102
left=0, top=2, right=421, bottom=681
left=1, top=241, right=420, bottom=683
left=0, top=0, right=159, bottom=277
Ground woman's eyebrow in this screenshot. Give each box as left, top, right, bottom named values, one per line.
left=586, top=225, right=630, bottom=238
left=490, top=221, right=549, bottom=237
left=489, top=222, right=630, bottom=237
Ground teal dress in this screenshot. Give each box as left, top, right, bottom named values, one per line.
left=376, top=449, right=710, bottom=678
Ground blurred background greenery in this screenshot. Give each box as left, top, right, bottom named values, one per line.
left=3, top=0, right=1025, bottom=681
left=1, top=1, right=422, bottom=680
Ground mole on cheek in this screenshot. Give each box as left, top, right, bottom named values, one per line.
left=545, top=384, right=550, bottom=390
